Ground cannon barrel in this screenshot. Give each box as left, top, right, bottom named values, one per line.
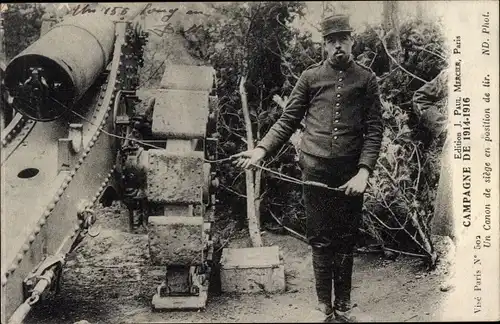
left=4, top=14, right=116, bottom=121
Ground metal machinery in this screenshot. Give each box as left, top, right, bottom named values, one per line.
left=1, top=4, right=219, bottom=323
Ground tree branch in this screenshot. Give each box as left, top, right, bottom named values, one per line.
left=220, top=184, right=247, bottom=198
left=240, top=73, right=262, bottom=247
left=373, top=28, right=428, bottom=83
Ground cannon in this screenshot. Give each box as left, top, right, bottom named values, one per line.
left=4, top=15, right=116, bottom=121
left=1, top=4, right=219, bottom=323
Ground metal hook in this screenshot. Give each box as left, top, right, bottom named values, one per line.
left=87, top=224, right=101, bottom=238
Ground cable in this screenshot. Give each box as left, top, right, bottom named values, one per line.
left=249, top=163, right=344, bottom=191
left=51, top=94, right=344, bottom=191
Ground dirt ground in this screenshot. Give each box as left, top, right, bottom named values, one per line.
left=23, top=203, right=453, bottom=324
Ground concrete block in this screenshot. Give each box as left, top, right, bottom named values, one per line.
left=146, top=150, right=204, bottom=204
left=148, top=216, right=204, bottom=266
left=160, top=64, right=215, bottom=92
left=151, top=89, right=210, bottom=139
left=220, top=246, right=285, bottom=294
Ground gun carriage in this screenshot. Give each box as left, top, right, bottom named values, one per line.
left=1, top=5, right=219, bottom=323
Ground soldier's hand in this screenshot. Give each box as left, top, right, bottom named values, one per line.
left=230, top=147, right=266, bottom=169
left=338, top=168, right=370, bottom=196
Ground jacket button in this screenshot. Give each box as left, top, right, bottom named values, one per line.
left=334, top=128, right=338, bottom=131
left=335, top=103, right=340, bottom=107
left=337, top=86, right=341, bottom=89
left=339, top=78, right=343, bottom=82
left=335, top=119, right=339, bottom=122
left=336, top=94, right=341, bottom=98
left=334, top=136, right=338, bottom=139
left=335, top=112, right=340, bottom=115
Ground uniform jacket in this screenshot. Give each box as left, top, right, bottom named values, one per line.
left=257, top=58, right=383, bottom=172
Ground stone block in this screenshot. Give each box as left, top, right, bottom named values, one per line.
left=220, top=246, right=285, bottom=294
left=160, top=64, right=215, bottom=92
left=145, top=150, right=204, bottom=204
left=148, top=216, right=204, bottom=266
left=151, top=89, right=210, bottom=139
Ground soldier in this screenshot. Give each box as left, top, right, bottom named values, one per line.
left=232, top=14, right=383, bottom=322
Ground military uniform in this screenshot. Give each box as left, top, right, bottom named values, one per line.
left=258, top=59, right=382, bottom=169
left=257, top=48, right=383, bottom=315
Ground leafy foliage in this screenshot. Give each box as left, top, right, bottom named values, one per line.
left=3, top=4, right=45, bottom=60
left=181, top=3, right=448, bottom=256
left=355, top=17, right=448, bottom=254
left=181, top=2, right=309, bottom=224
left=3, top=2, right=449, bottom=257
left=363, top=100, right=443, bottom=252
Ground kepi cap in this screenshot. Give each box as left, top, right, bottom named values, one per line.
left=321, top=14, right=353, bottom=37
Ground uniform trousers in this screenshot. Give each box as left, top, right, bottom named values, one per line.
left=299, top=151, right=363, bottom=311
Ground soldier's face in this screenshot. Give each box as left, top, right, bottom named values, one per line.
left=324, top=33, right=354, bottom=64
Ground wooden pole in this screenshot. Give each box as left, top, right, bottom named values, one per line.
left=239, top=73, right=263, bottom=248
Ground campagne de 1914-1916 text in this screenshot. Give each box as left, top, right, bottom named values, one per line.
left=451, top=9, right=493, bottom=316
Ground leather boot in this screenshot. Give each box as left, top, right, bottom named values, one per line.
left=332, top=253, right=371, bottom=322
left=333, top=303, right=372, bottom=323
left=333, top=253, right=353, bottom=312
left=312, top=247, right=334, bottom=318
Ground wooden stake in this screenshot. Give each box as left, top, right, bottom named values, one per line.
left=239, top=73, right=262, bottom=248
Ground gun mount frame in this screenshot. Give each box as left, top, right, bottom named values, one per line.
left=1, top=5, right=219, bottom=322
